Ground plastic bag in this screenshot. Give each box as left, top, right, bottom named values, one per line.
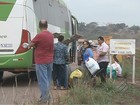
left=106, top=65, right=117, bottom=79
left=107, top=62, right=122, bottom=77
left=70, top=69, right=83, bottom=79
left=85, top=57, right=100, bottom=75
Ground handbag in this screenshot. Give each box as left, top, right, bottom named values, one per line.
left=85, top=57, right=100, bottom=75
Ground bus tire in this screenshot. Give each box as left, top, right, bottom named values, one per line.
left=0, top=71, right=4, bottom=83
left=29, top=71, right=37, bottom=81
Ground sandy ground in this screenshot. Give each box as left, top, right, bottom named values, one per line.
left=0, top=63, right=78, bottom=105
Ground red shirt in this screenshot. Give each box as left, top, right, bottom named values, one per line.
left=31, top=31, right=54, bottom=64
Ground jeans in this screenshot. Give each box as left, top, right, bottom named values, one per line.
left=53, top=64, right=68, bottom=88
left=35, top=63, right=53, bottom=100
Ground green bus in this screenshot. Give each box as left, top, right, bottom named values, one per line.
left=0, top=0, right=78, bottom=79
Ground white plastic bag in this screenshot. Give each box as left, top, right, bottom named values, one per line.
left=85, top=57, right=100, bottom=75
left=111, top=62, right=122, bottom=76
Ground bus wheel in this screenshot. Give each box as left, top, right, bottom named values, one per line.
left=0, top=71, right=4, bottom=83
left=29, top=71, right=37, bottom=81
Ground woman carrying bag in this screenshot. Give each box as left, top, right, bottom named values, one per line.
left=83, top=40, right=94, bottom=62
left=82, top=41, right=94, bottom=76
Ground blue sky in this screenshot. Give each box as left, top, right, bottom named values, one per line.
left=64, top=0, right=140, bottom=26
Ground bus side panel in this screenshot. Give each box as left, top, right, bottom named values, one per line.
left=0, top=49, right=33, bottom=69
left=0, top=0, right=36, bottom=69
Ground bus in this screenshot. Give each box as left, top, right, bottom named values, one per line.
left=0, top=0, right=78, bottom=79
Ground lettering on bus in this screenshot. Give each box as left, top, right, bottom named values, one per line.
left=0, top=35, right=7, bottom=38
left=0, top=43, right=12, bottom=48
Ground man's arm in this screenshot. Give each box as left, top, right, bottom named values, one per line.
left=98, top=44, right=109, bottom=57
left=29, top=42, right=35, bottom=47
left=99, top=51, right=107, bottom=57
left=23, top=42, right=35, bottom=49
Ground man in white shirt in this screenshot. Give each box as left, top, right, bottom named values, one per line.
left=97, top=36, right=109, bottom=83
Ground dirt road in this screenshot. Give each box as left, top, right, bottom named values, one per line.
left=0, top=63, right=78, bottom=105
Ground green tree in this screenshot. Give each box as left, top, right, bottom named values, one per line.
left=129, top=25, right=140, bottom=34
left=78, top=22, right=86, bottom=32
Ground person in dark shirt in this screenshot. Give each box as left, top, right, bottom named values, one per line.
left=53, top=34, right=68, bottom=89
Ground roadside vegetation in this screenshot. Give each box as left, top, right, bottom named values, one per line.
left=57, top=48, right=140, bottom=105
left=59, top=79, right=140, bottom=105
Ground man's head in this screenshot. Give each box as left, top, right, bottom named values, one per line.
left=39, top=19, right=48, bottom=30
left=98, top=36, right=104, bottom=45
left=58, top=35, right=64, bottom=42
